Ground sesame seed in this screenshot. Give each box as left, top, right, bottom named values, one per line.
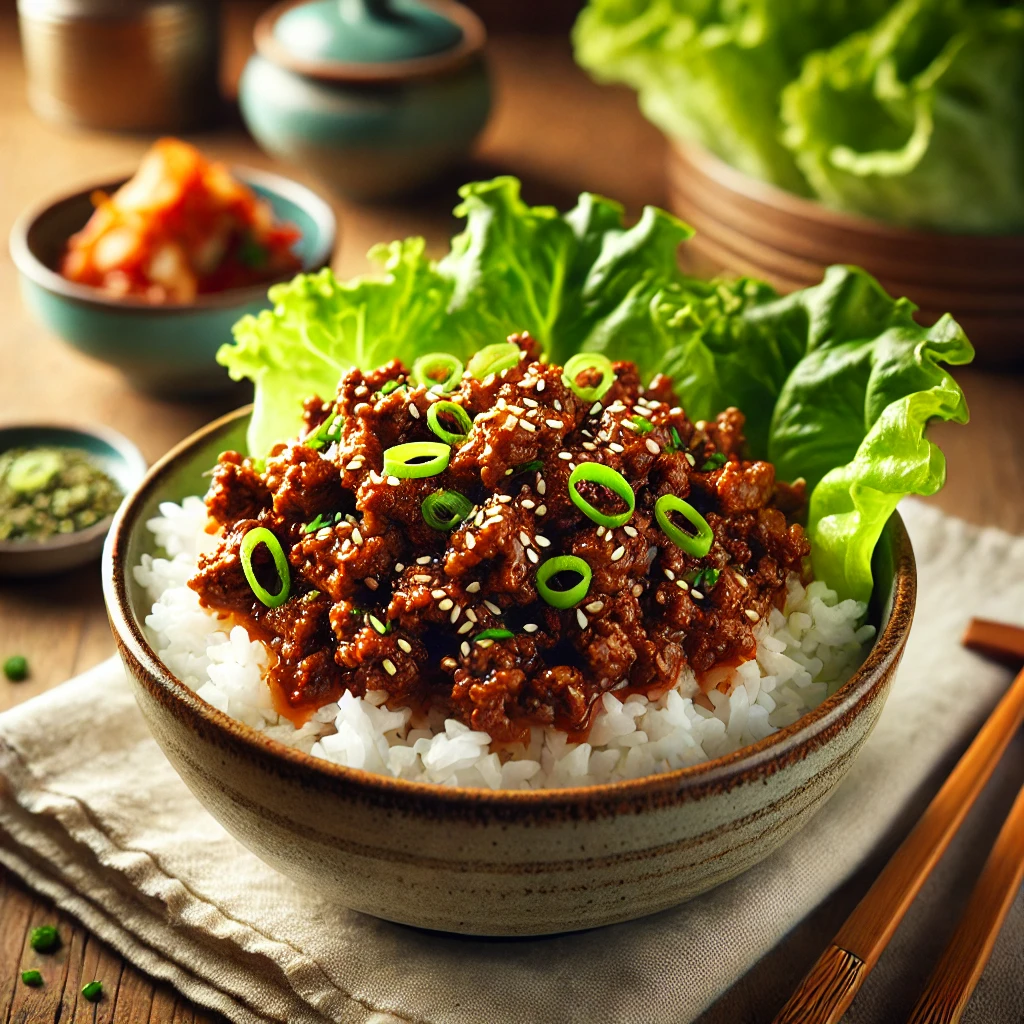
left=387, top=475, right=401, bottom=486
left=585, top=600, right=604, bottom=613
left=695, top=420, right=707, bottom=431
left=535, top=535, right=551, bottom=548
left=351, top=527, right=363, bottom=545
left=507, top=405, right=524, bottom=414
left=522, top=499, right=535, bottom=509
left=316, top=527, right=332, bottom=541
left=355, top=385, right=368, bottom=397
left=581, top=429, right=593, bottom=438
left=536, top=504, right=547, bottom=516
left=590, top=402, right=602, bottom=416
left=558, top=452, right=573, bottom=461
left=397, top=639, right=412, bottom=653
left=633, top=407, right=651, bottom=418
left=483, top=445, right=493, bottom=457
left=466, top=534, right=476, bottom=549
left=442, top=656, right=458, bottom=669
left=596, top=526, right=605, bottom=538
left=370, top=471, right=383, bottom=485
left=466, top=581, right=481, bottom=593
left=523, top=623, right=539, bottom=633
left=354, top=402, right=370, bottom=414
left=431, top=588, right=447, bottom=599
left=527, top=548, right=539, bottom=563
left=417, top=555, right=432, bottom=565
left=461, top=642, right=471, bottom=657
left=507, top=416, right=520, bottom=429
left=645, top=439, right=660, bottom=455
left=537, top=479, right=547, bottom=495
left=523, top=397, right=539, bottom=408
left=484, top=600, right=502, bottom=615
left=382, top=659, right=397, bottom=675
left=518, top=378, right=535, bottom=389
left=537, top=380, right=546, bottom=392
left=691, top=589, right=704, bottom=600
left=345, top=460, right=362, bottom=471
left=438, top=598, right=454, bottom=611
left=745, top=608, right=760, bottom=622
left=450, top=605, right=461, bottom=623
left=364, top=577, right=378, bottom=590
left=631, top=584, right=643, bottom=597
left=670, top=406, right=682, bottom=416
left=414, top=574, right=432, bottom=583
left=475, top=511, right=485, bottom=526
left=497, top=398, right=507, bottom=410
left=409, top=404, right=420, bottom=419
left=483, top=375, right=496, bottom=387
left=554, top=400, right=562, bottom=411
left=546, top=419, right=564, bottom=429
left=736, top=574, right=749, bottom=588
left=520, top=420, right=537, bottom=432
left=395, top=563, right=405, bottom=572
left=685, top=453, right=696, bottom=466
left=624, top=525, right=638, bottom=538
left=519, top=530, right=532, bottom=547
left=611, top=546, right=626, bottom=562
left=609, top=442, right=624, bottom=453
left=623, top=420, right=638, bottom=432
left=577, top=609, right=588, bottom=629
left=465, top=608, right=478, bottom=622
left=498, top=494, right=513, bottom=503
left=477, top=638, right=494, bottom=649
left=582, top=442, right=597, bottom=451
left=664, top=568, right=675, bottom=580
left=458, top=621, right=473, bottom=634
left=484, top=515, right=503, bottom=527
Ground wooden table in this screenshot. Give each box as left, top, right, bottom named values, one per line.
left=0, top=5, right=1021, bottom=1022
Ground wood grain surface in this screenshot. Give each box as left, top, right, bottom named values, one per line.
left=0, top=2, right=1022, bottom=1022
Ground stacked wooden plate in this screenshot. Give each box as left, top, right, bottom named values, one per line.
left=667, top=141, right=1024, bottom=367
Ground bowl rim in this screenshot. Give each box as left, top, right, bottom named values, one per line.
left=103, top=406, right=916, bottom=812
left=0, top=420, right=148, bottom=556
left=8, top=166, right=337, bottom=314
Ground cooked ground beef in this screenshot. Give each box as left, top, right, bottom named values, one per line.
left=189, top=335, right=810, bottom=743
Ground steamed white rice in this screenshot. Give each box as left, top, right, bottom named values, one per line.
left=134, top=497, right=875, bottom=790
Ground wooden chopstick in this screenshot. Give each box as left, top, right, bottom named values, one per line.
left=772, top=619, right=1024, bottom=1024
left=906, top=779, right=1024, bottom=1024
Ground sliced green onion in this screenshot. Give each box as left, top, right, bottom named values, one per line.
left=514, top=459, right=544, bottom=474
left=669, top=426, right=683, bottom=452
left=474, top=628, right=514, bottom=641
left=380, top=379, right=406, bottom=396
left=536, top=555, right=592, bottom=609
left=303, top=512, right=334, bottom=534
left=306, top=411, right=341, bottom=450
left=240, top=527, right=292, bottom=608
left=368, top=614, right=389, bottom=635
left=562, top=353, right=615, bottom=403
left=7, top=450, right=62, bottom=493
left=427, top=400, right=473, bottom=445
left=655, top=495, right=714, bottom=558
left=422, top=489, right=473, bottom=530
left=81, top=981, right=103, bottom=1002
left=702, top=451, right=727, bottom=471
left=412, top=352, right=463, bottom=393
left=567, top=463, right=635, bottom=528
left=631, top=414, right=654, bottom=435
left=383, top=441, right=450, bottom=479
left=467, top=342, right=520, bottom=380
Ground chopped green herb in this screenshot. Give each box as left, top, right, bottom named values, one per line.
left=4, top=655, right=28, bottom=682
left=368, top=615, right=390, bottom=635
left=21, top=970, right=43, bottom=987
left=81, top=980, right=103, bottom=1002
left=303, top=512, right=335, bottom=534
left=474, top=628, right=515, bottom=642
left=238, top=234, right=267, bottom=269
left=29, top=925, right=60, bottom=953
left=685, top=566, right=721, bottom=594
left=701, top=452, right=727, bottom=471
left=514, top=460, right=544, bottom=474
left=305, top=411, right=342, bottom=451
left=701, top=568, right=721, bottom=591
left=669, top=427, right=684, bottom=452
left=631, top=415, right=654, bottom=434
left=380, top=379, right=406, bottom=396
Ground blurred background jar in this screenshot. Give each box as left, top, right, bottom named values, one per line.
left=17, top=0, right=223, bottom=132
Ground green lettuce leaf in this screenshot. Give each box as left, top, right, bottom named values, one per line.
left=218, top=178, right=972, bottom=603
left=781, top=0, right=1024, bottom=232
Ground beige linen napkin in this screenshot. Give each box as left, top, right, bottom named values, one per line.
left=1, top=500, right=1022, bottom=1024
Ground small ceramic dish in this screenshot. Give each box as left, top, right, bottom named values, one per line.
left=667, top=141, right=1024, bottom=368
left=9, top=168, right=336, bottom=396
left=103, top=407, right=916, bottom=937
left=1, top=422, right=146, bottom=578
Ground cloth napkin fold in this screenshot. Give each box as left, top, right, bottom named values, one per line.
left=1, top=500, right=1022, bottom=1024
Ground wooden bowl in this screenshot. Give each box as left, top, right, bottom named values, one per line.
left=667, top=141, right=1024, bottom=368
left=102, top=407, right=916, bottom=936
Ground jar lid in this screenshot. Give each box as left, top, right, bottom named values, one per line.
left=274, top=0, right=462, bottom=64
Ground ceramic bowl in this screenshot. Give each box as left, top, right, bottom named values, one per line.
left=239, top=0, right=490, bottom=201
left=667, top=141, right=1024, bottom=369
left=0, top=422, right=146, bottom=578
left=9, top=168, right=336, bottom=397
left=103, top=407, right=915, bottom=936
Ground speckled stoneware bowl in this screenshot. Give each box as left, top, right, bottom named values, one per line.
left=103, top=407, right=916, bottom=936
left=10, top=168, right=336, bottom=397
left=1, top=421, right=146, bottom=577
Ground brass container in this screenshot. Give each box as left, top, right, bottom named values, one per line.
left=18, top=0, right=222, bottom=132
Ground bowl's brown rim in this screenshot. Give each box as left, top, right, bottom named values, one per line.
left=669, top=139, right=1024, bottom=250
left=0, top=420, right=148, bottom=557
left=104, top=406, right=916, bottom=813
left=8, top=166, right=337, bottom=314
left=253, top=0, right=487, bottom=85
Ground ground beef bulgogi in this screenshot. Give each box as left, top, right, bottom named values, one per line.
left=189, top=335, right=810, bottom=744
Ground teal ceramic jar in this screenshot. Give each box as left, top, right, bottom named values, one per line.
left=240, top=0, right=491, bottom=202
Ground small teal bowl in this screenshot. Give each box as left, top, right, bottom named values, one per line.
left=9, top=168, right=336, bottom=397
left=0, top=422, right=147, bottom=578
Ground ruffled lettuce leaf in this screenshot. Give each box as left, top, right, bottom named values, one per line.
left=781, top=0, right=1024, bottom=232
left=218, top=177, right=972, bottom=603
